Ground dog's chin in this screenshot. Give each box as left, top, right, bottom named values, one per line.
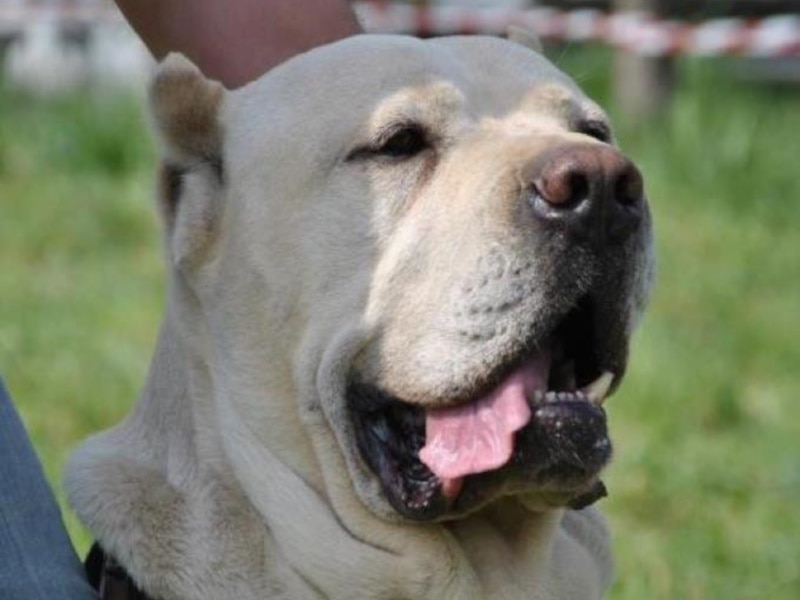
left=346, top=298, right=625, bottom=522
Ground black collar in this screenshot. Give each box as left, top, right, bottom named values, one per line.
left=86, top=543, right=154, bottom=600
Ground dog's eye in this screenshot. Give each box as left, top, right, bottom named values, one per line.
left=347, top=124, right=431, bottom=163
left=577, top=120, right=612, bottom=143
left=376, top=125, right=429, bottom=158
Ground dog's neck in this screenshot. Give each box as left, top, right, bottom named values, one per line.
left=66, top=281, right=612, bottom=600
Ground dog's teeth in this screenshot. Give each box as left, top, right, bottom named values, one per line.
left=532, top=390, right=545, bottom=404
left=582, top=371, right=615, bottom=406
left=544, top=391, right=559, bottom=403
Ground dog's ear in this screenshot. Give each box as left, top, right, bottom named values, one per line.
left=150, top=53, right=224, bottom=166
left=150, top=53, right=226, bottom=269
left=507, top=25, right=543, bottom=54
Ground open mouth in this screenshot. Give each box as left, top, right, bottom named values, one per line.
left=347, top=296, right=621, bottom=520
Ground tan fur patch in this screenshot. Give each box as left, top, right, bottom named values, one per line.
left=150, top=53, right=224, bottom=163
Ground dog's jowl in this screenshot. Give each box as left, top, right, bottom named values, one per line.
left=67, top=32, right=653, bottom=600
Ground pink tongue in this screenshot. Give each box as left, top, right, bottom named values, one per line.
left=419, top=354, right=550, bottom=498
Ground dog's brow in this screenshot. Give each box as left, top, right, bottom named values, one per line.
left=519, top=83, right=578, bottom=114
left=366, top=83, right=464, bottom=132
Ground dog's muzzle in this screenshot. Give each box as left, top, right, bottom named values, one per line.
left=346, top=142, right=650, bottom=521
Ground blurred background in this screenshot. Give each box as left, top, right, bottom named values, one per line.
left=1, top=1, right=799, bottom=598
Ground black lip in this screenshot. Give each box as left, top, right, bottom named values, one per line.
left=514, top=400, right=611, bottom=479
left=347, top=380, right=613, bottom=521
left=348, top=382, right=444, bottom=520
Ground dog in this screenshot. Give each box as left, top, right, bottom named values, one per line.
left=66, top=30, right=653, bottom=600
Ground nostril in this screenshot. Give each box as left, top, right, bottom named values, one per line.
left=567, top=172, right=589, bottom=208
left=533, top=166, right=590, bottom=211
left=614, top=165, right=644, bottom=208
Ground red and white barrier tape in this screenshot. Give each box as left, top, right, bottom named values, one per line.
left=356, top=5, right=800, bottom=57
left=1, top=1, right=800, bottom=57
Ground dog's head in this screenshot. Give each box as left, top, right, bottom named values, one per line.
left=150, top=34, right=653, bottom=524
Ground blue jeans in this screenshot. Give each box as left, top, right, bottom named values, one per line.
left=0, top=378, right=98, bottom=599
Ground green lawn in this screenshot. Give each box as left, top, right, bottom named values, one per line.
left=1, top=52, right=799, bottom=599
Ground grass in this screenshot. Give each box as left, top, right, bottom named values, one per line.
left=0, top=89, right=163, bottom=555
left=1, top=51, right=799, bottom=599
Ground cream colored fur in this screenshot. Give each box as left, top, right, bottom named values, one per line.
left=65, top=34, right=641, bottom=600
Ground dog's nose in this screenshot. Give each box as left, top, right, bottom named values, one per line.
left=528, top=144, right=644, bottom=241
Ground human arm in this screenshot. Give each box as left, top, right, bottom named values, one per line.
left=115, top=0, right=362, bottom=88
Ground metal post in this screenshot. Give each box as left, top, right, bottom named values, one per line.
left=613, top=0, right=677, bottom=121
